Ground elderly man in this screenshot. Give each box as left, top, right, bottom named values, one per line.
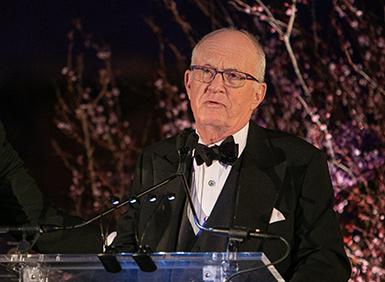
left=114, top=28, right=351, bottom=281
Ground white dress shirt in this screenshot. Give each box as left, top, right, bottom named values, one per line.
left=188, top=123, right=249, bottom=234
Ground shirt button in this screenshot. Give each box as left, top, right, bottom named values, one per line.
left=208, top=180, right=215, bottom=187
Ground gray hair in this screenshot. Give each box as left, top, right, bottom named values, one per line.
left=191, top=28, right=266, bottom=82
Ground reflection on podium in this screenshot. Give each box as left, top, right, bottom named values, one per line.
left=0, top=252, right=284, bottom=282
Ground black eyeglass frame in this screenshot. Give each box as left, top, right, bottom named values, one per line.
left=190, top=65, right=262, bottom=86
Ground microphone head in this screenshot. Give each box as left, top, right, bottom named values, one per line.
left=176, top=129, right=198, bottom=155
left=185, top=131, right=198, bottom=151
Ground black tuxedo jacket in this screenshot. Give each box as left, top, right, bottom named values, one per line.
left=114, top=122, right=351, bottom=281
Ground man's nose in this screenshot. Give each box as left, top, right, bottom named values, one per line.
left=209, top=72, right=225, bottom=88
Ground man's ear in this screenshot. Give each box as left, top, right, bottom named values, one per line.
left=251, top=82, right=267, bottom=111
left=184, top=70, right=192, bottom=98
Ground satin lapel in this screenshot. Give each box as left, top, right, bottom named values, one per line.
left=233, top=123, right=288, bottom=250
left=152, top=149, right=178, bottom=183
left=150, top=143, right=189, bottom=251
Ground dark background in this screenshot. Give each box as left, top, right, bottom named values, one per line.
left=0, top=0, right=161, bottom=208
left=2, top=2, right=384, bottom=280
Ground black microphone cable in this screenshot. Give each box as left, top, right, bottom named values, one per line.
left=176, top=150, right=291, bottom=281
left=84, top=129, right=195, bottom=235
left=224, top=234, right=290, bottom=281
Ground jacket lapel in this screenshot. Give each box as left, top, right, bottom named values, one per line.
left=234, top=122, right=288, bottom=250
left=146, top=132, right=193, bottom=251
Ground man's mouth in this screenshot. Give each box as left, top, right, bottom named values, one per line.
left=204, top=101, right=224, bottom=108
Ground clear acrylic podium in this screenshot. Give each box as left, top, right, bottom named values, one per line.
left=0, top=252, right=284, bottom=282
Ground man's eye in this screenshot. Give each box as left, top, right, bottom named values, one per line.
left=201, top=67, right=212, bottom=73
left=226, top=72, right=243, bottom=80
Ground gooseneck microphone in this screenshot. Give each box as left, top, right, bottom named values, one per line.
left=0, top=131, right=197, bottom=239
left=175, top=132, right=291, bottom=282
left=0, top=130, right=199, bottom=271
left=0, top=177, right=178, bottom=236
left=174, top=131, right=278, bottom=243
left=0, top=225, right=54, bottom=234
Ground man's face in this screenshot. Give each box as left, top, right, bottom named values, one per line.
left=185, top=31, right=266, bottom=134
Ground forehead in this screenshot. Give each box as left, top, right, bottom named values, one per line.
left=193, top=32, right=258, bottom=72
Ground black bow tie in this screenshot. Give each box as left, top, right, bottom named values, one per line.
left=194, top=136, right=239, bottom=167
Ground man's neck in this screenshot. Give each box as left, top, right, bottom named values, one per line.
left=196, top=123, right=247, bottom=145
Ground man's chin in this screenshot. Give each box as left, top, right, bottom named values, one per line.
left=197, top=118, right=228, bottom=129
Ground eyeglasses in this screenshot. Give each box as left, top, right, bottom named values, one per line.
left=190, top=65, right=261, bottom=88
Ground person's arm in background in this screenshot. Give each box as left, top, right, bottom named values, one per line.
left=0, top=121, right=44, bottom=226
left=0, top=121, right=102, bottom=253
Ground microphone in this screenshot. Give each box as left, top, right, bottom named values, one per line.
left=0, top=175, right=180, bottom=272
left=1, top=130, right=198, bottom=238
left=174, top=130, right=286, bottom=244
left=0, top=225, right=45, bottom=234
left=0, top=129, right=198, bottom=270
left=176, top=130, right=198, bottom=176
left=175, top=145, right=291, bottom=281
left=178, top=171, right=280, bottom=242
left=121, top=129, right=197, bottom=273
left=65, top=130, right=199, bottom=272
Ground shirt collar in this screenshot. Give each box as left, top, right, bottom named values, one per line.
left=196, top=122, right=249, bottom=158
